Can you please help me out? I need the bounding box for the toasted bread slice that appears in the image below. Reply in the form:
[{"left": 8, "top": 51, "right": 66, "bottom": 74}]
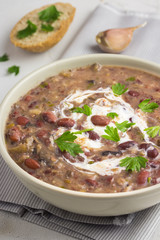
[{"left": 10, "top": 3, "right": 76, "bottom": 52}]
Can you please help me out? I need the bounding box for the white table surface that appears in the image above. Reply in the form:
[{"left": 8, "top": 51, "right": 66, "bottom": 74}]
[{"left": 1, "top": 0, "right": 160, "bottom": 239}]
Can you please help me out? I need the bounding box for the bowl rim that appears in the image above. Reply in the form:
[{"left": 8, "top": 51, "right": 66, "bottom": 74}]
[{"left": 1, "top": 53, "right": 160, "bottom": 199}]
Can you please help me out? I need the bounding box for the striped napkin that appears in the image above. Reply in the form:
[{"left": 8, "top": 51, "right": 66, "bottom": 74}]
[{"left": 1, "top": 3, "right": 160, "bottom": 240}]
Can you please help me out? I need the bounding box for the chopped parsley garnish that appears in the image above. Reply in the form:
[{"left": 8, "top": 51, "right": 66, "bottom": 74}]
[
  {"left": 87, "top": 82, "right": 94, "bottom": 88},
  {"left": 54, "top": 129, "right": 93, "bottom": 157},
  {"left": 119, "top": 156, "right": 148, "bottom": 172},
  {"left": 71, "top": 104, "right": 92, "bottom": 116},
  {"left": 0, "top": 53, "right": 9, "bottom": 62},
  {"left": 102, "top": 126, "right": 120, "bottom": 142},
  {"left": 88, "top": 161, "right": 94, "bottom": 164},
  {"left": 87, "top": 80, "right": 95, "bottom": 88},
  {"left": 8, "top": 65, "right": 20, "bottom": 75},
  {"left": 126, "top": 76, "right": 135, "bottom": 82},
  {"left": 112, "top": 83, "right": 128, "bottom": 96},
  {"left": 48, "top": 104, "right": 54, "bottom": 107},
  {"left": 115, "top": 120, "right": 135, "bottom": 132},
  {"left": 107, "top": 112, "right": 118, "bottom": 119},
  {"left": 138, "top": 99, "right": 159, "bottom": 113},
  {"left": 40, "top": 82, "right": 49, "bottom": 88},
  {"left": 41, "top": 23, "right": 54, "bottom": 32},
  {"left": 144, "top": 126, "right": 160, "bottom": 138},
  {"left": 17, "top": 20, "right": 37, "bottom": 39},
  {"left": 55, "top": 131, "right": 83, "bottom": 157},
  {"left": 38, "top": 5, "right": 62, "bottom": 23}
]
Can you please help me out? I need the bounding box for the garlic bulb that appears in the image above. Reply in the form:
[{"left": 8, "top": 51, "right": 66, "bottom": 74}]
[{"left": 96, "top": 22, "right": 147, "bottom": 53}]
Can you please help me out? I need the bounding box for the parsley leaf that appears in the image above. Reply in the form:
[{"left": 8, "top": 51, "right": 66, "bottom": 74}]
[
  {"left": 87, "top": 82, "right": 95, "bottom": 88},
  {"left": 144, "top": 126, "right": 160, "bottom": 138},
  {"left": 54, "top": 131, "right": 83, "bottom": 157},
  {"left": 138, "top": 99, "right": 159, "bottom": 113},
  {"left": 115, "top": 120, "right": 135, "bottom": 132},
  {"left": 119, "top": 156, "right": 148, "bottom": 172},
  {"left": 102, "top": 126, "right": 120, "bottom": 142},
  {"left": 38, "top": 5, "right": 62, "bottom": 23},
  {"left": 112, "top": 83, "right": 128, "bottom": 96},
  {"left": 8, "top": 65, "right": 20, "bottom": 75},
  {"left": 41, "top": 23, "right": 54, "bottom": 32},
  {"left": 71, "top": 105, "right": 92, "bottom": 116},
  {"left": 107, "top": 112, "right": 118, "bottom": 119},
  {"left": 126, "top": 76, "right": 135, "bottom": 82},
  {"left": 17, "top": 20, "right": 37, "bottom": 39},
  {"left": 57, "top": 141, "right": 83, "bottom": 157},
  {"left": 0, "top": 53, "right": 9, "bottom": 62}
]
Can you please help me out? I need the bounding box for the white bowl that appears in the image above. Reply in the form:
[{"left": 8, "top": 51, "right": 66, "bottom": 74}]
[{"left": 0, "top": 54, "right": 160, "bottom": 216}]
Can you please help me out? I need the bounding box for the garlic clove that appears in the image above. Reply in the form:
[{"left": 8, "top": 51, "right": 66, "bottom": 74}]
[{"left": 96, "top": 22, "right": 147, "bottom": 53}]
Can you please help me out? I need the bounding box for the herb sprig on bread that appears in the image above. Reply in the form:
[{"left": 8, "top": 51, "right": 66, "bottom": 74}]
[{"left": 10, "top": 3, "right": 76, "bottom": 52}]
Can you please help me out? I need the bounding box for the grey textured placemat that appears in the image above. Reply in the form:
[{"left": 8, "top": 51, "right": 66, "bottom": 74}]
[
  {"left": 1, "top": 3, "right": 160, "bottom": 240},
  {"left": 1, "top": 152, "right": 160, "bottom": 240},
  {"left": 62, "top": 4, "right": 160, "bottom": 63}
]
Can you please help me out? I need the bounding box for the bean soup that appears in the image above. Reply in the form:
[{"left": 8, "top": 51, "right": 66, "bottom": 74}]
[{"left": 5, "top": 64, "right": 160, "bottom": 193}]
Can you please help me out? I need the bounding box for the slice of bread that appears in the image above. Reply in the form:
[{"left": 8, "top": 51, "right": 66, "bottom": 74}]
[{"left": 10, "top": 3, "right": 76, "bottom": 52}]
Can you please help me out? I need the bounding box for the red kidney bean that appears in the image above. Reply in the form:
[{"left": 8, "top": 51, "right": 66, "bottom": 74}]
[
  {"left": 136, "top": 79, "right": 142, "bottom": 84},
  {"left": 36, "top": 129, "right": 48, "bottom": 139},
  {"left": 16, "top": 116, "right": 29, "bottom": 126},
  {"left": 92, "top": 155, "right": 102, "bottom": 161},
  {"left": 76, "top": 124, "right": 84, "bottom": 130},
  {"left": 155, "top": 100, "right": 160, "bottom": 105},
  {"left": 10, "top": 110, "right": 19, "bottom": 118},
  {"left": 43, "top": 169, "right": 52, "bottom": 174},
  {"left": 88, "top": 131, "right": 100, "bottom": 140},
  {"left": 57, "top": 118, "right": 75, "bottom": 128},
  {"left": 129, "top": 117, "right": 133, "bottom": 122},
  {"left": 44, "top": 139, "right": 51, "bottom": 146},
  {"left": 36, "top": 129, "right": 50, "bottom": 146},
  {"left": 104, "top": 175, "right": 113, "bottom": 184},
  {"left": 28, "top": 101, "right": 37, "bottom": 108},
  {"left": 77, "top": 155, "right": 84, "bottom": 162},
  {"left": 62, "top": 152, "right": 75, "bottom": 163},
  {"left": 91, "top": 115, "right": 110, "bottom": 126},
  {"left": 42, "top": 111, "right": 57, "bottom": 124},
  {"left": 31, "top": 89, "right": 40, "bottom": 95},
  {"left": 152, "top": 178, "right": 160, "bottom": 185},
  {"left": 118, "top": 141, "right": 135, "bottom": 150},
  {"left": 150, "top": 160, "right": 159, "bottom": 169},
  {"left": 85, "top": 178, "right": 98, "bottom": 187},
  {"left": 139, "top": 143, "right": 151, "bottom": 150},
  {"left": 128, "top": 90, "right": 140, "bottom": 97},
  {"left": 25, "top": 158, "right": 40, "bottom": 169},
  {"left": 155, "top": 88, "right": 160, "bottom": 91},
  {"left": 137, "top": 170, "right": 149, "bottom": 185},
  {"left": 24, "top": 95, "right": 32, "bottom": 102},
  {"left": 8, "top": 126, "right": 22, "bottom": 142},
  {"left": 149, "top": 96, "right": 154, "bottom": 100},
  {"left": 151, "top": 169, "right": 160, "bottom": 184},
  {"left": 84, "top": 151, "right": 92, "bottom": 157},
  {"left": 156, "top": 169, "right": 160, "bottom": 178},
  {"left": 156, "top": 139, "right": 160, "bottom": 146},
  {"left": 36, "top": 120, "right": 44, "bottom": 128},
  {"left": 147, "top": 148, "right": 159, "bottom": 158}
]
